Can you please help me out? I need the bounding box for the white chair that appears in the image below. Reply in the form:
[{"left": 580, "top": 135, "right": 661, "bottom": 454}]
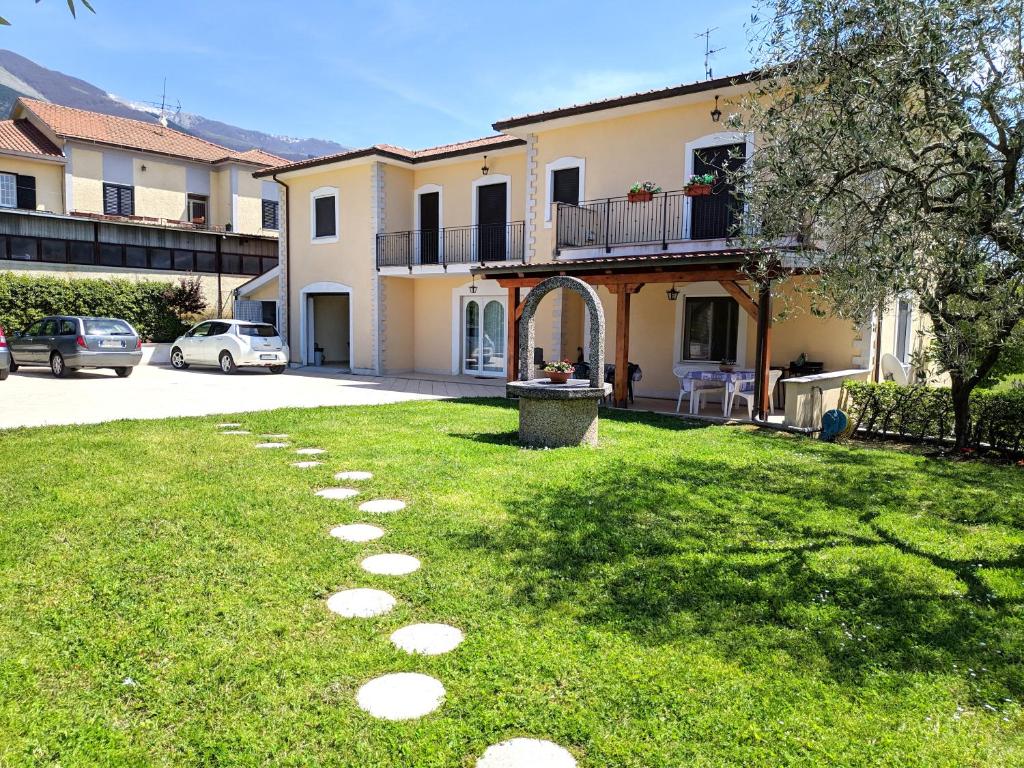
[
  {"left": 728, "top": 369, "right": 783, "bottom": 419},
  {"left": 674, "top": 364, "right": 724, "bottom": 414},
  {"left": 880, "top": 353, "right": 910, "bottom": 385}
]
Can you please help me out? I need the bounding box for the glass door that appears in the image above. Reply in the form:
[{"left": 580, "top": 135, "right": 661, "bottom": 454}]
[{"left": 462, "top": 297, "right": 506, "bottom": 376}]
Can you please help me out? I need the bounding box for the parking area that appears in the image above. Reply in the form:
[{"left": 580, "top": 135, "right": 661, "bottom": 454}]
[{"left": 0, "top": 365, "right": 505, "bottom": 430}]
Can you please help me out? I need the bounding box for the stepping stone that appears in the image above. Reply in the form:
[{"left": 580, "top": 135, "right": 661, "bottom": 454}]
[
  {"left": 220, "top": 430, "right": 251, "bottom": 435},
  {"left": 361, "top": 553, "right": 420, "bottom": 576},
  {"left": 217, "top": 422, "right": 241, "bottom": 428},
  {"left": 356, "top": 673, "right": 445, "bottom": 721},
  {"left": 476, "top": 739, "right": 577, "bottom": 768},
  {"left": 335, "top": 470, "right": 373, "bottom": 481},
  {"left": 330, "top": 523, "right": 385, "bottom": 543},
  {"left": 390, "top": 623, "right": 464, "bottom": 655},
  {"left": 326, "top": 588, "right": 395, "bottom": 618},
  {"left": 292, "top": 461, "right": 323, "bottom": 469},
  {"left": 296, "top": 448, "right": 325, "bottom": 455},
  {"left": 358, "top": 499, "right": 406, "bottom": 514},
  {"left": 316, "top": 487, "right": 359, "bottom": 501},
  {"left": 255, "top": 442, "right": 288, "bottom": 449}
]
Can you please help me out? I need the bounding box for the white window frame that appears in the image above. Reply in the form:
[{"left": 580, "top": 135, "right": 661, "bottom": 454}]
[
  {"left": 310, "top": 186, "right": 339, "bottom": 244},
  {"left": 187, "top": 194, "right": 208, "bottom": 223},
  {"left": 894, "top": 297, "right": 914, "bottom": 364},
  {"left": 682, "top": 131, "right": 754, "bottom": 240},
  {"left": 543, "top": 156, "right": 585, "bottom": 227},
  {"left": 672, "top": 282, "right": 748, "bottom": 368},
  {"left": 0, "top": 172, "right": 15, "bottom": 208},
  {"left": 450, "top": 279, "right": 507, "bottom": 376}
]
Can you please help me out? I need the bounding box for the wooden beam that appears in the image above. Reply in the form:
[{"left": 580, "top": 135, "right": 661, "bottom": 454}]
[
  {"left": 493, "top": 268, "right": 747, "bottom": 290},
  {"left": 613, "top": 289, "right": 632, "bottom": 407},
  {"left": 719, "top": 280, "right": 758, "bottom": 319},
  {"left": 507, "top": 286, "right": 520, "bottom": 383},
  {"left": 753, "top": 281, "right": 773, "bottom": 420}
]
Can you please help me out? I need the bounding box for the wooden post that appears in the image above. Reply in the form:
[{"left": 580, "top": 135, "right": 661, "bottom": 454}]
[
  {"left": 612, "top": 285, "right": 632, "bottom": 408},
  {"left": 507, "top": 286, "right": 520, "bottom": 382},
  {"left": 754, "top": 280, "right": 773, "bottom": 420}
]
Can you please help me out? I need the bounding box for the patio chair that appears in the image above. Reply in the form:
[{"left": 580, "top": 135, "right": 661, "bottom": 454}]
[
  {"left": 727, "top": 369, "right": 783, "bottom": 419},
  {"left": 880, "top": 353, "right": 911, "bottom": 385},
  {"left": 673, "top": 364, "right": 724, "bottom": 414}
]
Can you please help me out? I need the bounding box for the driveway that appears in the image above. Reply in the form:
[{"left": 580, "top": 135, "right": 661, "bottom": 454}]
[{"left": 0, "top": 365, "right": 505, "bottom": 430}]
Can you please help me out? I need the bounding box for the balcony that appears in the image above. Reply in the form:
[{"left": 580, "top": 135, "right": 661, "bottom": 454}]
[
  {"left": 555, "top": 189, "right": 743, "bottom": 255},
  {"left": 377, "top": 221, "right": 525, "bottom": 270}
]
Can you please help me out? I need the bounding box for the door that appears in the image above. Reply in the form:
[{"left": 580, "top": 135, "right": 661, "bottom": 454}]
[
  {"left": 419, "top": 192, "right": 440, "bottom": 265},
  {"left": 13, "top": 319, "right": 45, "bottom": 363},
  {"left": 690, "top": 143, "right": 745, "bottom": 240},
  {"left": 462, "top": 297, "right": 506, "bottom": 376},
  {"left": 182, "top": 321, "right": 214, "bottom": 364},
  {"left": 204, "top": 322, "right": 232, "bottom": 364},
  {"left": 476, "top": 183, "right": 507, "bottom": 261}
]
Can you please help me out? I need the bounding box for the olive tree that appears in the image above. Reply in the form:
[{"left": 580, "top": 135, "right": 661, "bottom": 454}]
[
  {"left": 1, "top": 1, "right": 95, "bottom": 25},
  {"left": 736, "top": 0, "right": 1024, "bottom": 448}
]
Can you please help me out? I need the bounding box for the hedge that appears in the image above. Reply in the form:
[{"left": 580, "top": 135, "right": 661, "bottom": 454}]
[
  {"left": 842, "top": 381, "right": 1024, "bottom": 455},
  {"left": 0, "top": 272, "right": 207, "bottom": 343}
]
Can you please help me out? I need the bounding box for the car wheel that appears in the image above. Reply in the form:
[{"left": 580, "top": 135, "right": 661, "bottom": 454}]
[
  {"left": 50, "top": 352, "right": 69, "bottom": 378},
  {"left": 269, "top": 365, "right": 286, "bottom": 375},
  {"left": 219, "top": 351, "right": 237, "bottom": 375},
  {"left": 0, "top": 367, "right": 8, "bottom": 381},
  {"left": 114, "top": 367, "right": 134, "bottom": 378},
  {"left": 170, "top": 347, "right": 189, "bottom": 370}
]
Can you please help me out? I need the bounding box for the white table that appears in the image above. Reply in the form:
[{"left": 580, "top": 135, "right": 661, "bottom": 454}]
[{"left": 681, "top": 368, "right": 756, "bottom": 415}]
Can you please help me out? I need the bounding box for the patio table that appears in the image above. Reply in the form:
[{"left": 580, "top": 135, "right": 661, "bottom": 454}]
[{"left": 681, "top": 368, "right": 756, "bottom": 416}]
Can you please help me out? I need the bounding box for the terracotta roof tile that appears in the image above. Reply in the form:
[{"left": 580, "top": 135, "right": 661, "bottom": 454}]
[
  {"left": 227, "top": 147, "right": 288, "bottom": 166},
  {"left": 0, "top": 118, "right": 63, "bottom": 159}
]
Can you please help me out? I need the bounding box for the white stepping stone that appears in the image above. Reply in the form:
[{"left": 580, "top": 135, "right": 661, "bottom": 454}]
[
  {"left": 330, "top": 523, "right": 385, "bottom": 543},
  {"left": 326, "top": 588, "right": 395, "bottom": 618},
  {"left": 220, "top": 430, "right": 250, "bottom": 435},
  {"left": 217, "top": 422, "right": 241, "bottom": 428},
  {"left": 292, "top": 461, "right": 323, "bottom": 469},
  {"left": 356, "top": 673, "right": 445, "bottom": 721},
  {"left": 390, "top": 623, "right": 464, "bottom": 655},
  {"left": 335, "top": 470, "right": 373, "bottom": 481},
  {"left": 358, "top": 499, "right": 406, "bottom": 514},
  {"left": 316, "top": 487, "right": 359, "bottom": 501},
  {"left": 477, "top": 739, "right": 577, "bottom": 768},
  {"left": 361, "top": 553, "right": 420, "bottom": 576},
  {"left": 255, "top": 442, "right": 288, "bottom": 449},
  {"left": 296, "top": 447, "right": 325, "bottom": 455}
]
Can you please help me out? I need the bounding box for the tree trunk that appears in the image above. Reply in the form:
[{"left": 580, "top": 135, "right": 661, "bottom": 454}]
[{"left": 949, "top": 372, "right": 973, "bottom": 451}]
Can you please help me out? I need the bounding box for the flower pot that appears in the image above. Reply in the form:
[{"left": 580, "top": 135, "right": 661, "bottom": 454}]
[
  {"left": 628, "top": 191, "right": 654, "bottom": 203},
  {"left": 684, "top": 184, "right": 713, "bottom": 197},
  {"left": 192, "top": 216, "right": 206, "bottom": 225},
  {"left": 544, "top": 370, "right": 572, "bottom": 384}
]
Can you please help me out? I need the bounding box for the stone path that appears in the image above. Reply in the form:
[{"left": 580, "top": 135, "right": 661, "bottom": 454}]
[
  {"left": 254, "top": 441, "right": 288, "bottom": 449},
  {"left": 331, "top": 523, "right": 385, "bottom": 542},
  {"left": 476, "top": 739, "right": 578, "bottom": 768},
  {"left": 326, "top": 588, "right": 395, "bottom": 618},
  {"left": 390, "top": 623, "right": 464, "bottom": 655},
  {"left": 361, "top": 553, "right": 420, "bottom": 576},
  {"left": 296, "top": 447, "right": 325, "bottom": 455},
  {"left": 316, "top": 487, "right": 359, "bottom": 500},
  {"left": 356, "top": 672, "right": 445, "bottom": 721},
  {"left": 292, "top": 461, "right": 323, "bottom": 469},
  {"left": 358, "top": 499, "right": 406, "bottom": 514}
]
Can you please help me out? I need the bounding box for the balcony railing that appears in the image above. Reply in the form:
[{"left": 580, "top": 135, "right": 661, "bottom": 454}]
[
  {"left": 377, "top": 221, "right": 525, "bottom": 269},
  {"left": 555, "top": 189, "right": 743, "bottom": 254}
]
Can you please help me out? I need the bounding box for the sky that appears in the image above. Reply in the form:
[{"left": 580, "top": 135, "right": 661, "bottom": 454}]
[{"left": 5, "top": 0, "right": 758, "bottom": 150}]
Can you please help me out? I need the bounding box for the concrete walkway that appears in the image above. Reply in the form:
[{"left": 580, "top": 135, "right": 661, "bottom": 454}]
[{"left": 0, "top": 365, "right": 505, "bottom": 430}]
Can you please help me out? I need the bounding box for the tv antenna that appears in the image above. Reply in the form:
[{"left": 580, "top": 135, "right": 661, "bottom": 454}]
[
  {"left": 695, "top": 27, "right": 725, "bottom": 80},
  {"left": 132, "top": 77, "right": 182, "bottom": 131}
]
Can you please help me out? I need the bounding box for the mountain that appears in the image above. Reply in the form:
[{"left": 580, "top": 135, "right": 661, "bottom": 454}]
[{"left": 0, "top": 50, "right": 346, "bottom": 161}]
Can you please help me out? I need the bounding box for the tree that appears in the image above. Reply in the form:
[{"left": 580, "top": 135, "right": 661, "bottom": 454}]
[
  {"left": 736, "top": 0, "right": 1024, "bottom": 449},
  {"left": 1, "top": 1, "right": 95, "bottom": 26}
]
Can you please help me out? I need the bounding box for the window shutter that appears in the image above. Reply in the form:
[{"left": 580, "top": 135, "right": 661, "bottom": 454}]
[
  {"left": 103, "top": 184, "right": 119, "bottom": 214},
  {"left": 119, "top": 186, "right": 134, "bottom": 216},
  {"left": 552, "top": 167, "right": 580, "bottom": 206},
  {"left": 314, "top": 195, "right": 335, "bottom": 237},
  {"left": 15, "top": 174, "right": 36, "bottom": 210},
  {"left": 262, "top": 199, "right": 278, "bottom": 229}
]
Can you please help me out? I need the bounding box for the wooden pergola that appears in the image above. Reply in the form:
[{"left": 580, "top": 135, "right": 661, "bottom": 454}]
[{"left": 474, "top": 250, "right": 789, "bottom": 420}]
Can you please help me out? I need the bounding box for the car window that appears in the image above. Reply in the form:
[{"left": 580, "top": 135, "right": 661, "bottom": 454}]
[
  {"left": 60, "top": 319, "right": 78, "bottom": 336},
  {"left": 25, "top": 320, "right": 43, "bottom": 336},
  {"left": 206, "top": 322, "right": 230, "bottom": 336},
  {"left": 84, "top": 318, "right": 134, "bottom": 336},
  {"left": 41, "top": 319, "right": 59, "bottom": 336},
  {"left": 188, "top": 323, "right": 212, "bottom": 338},
  {"left": 237, "top": 324, "right": 279, "bottom": 338}
]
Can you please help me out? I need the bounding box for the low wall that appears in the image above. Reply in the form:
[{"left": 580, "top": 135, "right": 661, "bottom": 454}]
[
  {"left": 782, "top": 368, "right": 870, "bottom": 429},
  {"left": 141, "top": 343, "right": 172, "bottom": 365}
]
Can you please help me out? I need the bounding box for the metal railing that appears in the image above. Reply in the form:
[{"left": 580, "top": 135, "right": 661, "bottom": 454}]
[
  {"left": 555, "top": 189, "right": 743, "bottom": 253},
  {"left": 377, "top": 221, "right": 525, "bottom": 269}
]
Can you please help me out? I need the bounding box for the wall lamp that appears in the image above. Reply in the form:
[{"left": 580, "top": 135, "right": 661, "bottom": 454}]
[
  {"left": 711, "top": 95, "right": 722, "bottom": 123},
  {"left": 469, "top": 275, "right": 479, "bottom": 294},
  {"left": 481, "top": 155, "right": 489, "bottom": 176},
  {"left": 666, "top": 284, "right": 680, "bottom": 301}
]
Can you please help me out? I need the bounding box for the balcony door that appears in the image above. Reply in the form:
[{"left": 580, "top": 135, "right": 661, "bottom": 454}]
[
  {"left": 690, "top": 143, "right": 745, "bottom": 240},
  {"left": 419, "top": 191, "right": 440, "bottom": 264},
  {"left": 461, "top": 296, "right": 506, "bottom": 376},
  {"left": 476, "top": 182, "right": 507, "bottom": 261}
]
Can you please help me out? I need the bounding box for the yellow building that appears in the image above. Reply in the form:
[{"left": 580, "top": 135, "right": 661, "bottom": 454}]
[{"left": 256, "top": 71, "right": 924, "bottom": 420}]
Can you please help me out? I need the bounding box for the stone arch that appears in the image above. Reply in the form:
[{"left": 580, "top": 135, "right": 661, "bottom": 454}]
[{"left": 518, "top": 276, "right": 604, "bottom": 387}]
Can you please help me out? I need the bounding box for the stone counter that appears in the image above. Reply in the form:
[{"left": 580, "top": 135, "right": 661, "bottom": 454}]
[{"left": 782, "top": 368, "right": 870, "bottom": 429}]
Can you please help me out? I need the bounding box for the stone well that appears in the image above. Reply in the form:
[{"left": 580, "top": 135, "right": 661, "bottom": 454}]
[{"left": 506, "top": 276, "right": 611, "bottom": 448}]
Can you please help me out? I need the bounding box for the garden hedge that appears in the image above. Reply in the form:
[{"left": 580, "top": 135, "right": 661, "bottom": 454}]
[
  {"left": 0, "top": 272, "right": 206, "bottom": 343},
  {"left": 843, "top": 380, "right": 1024, "bottom": 454}
]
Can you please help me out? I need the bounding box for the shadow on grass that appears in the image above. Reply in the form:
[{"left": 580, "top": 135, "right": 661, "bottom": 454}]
[{"left": 458, "top": 423, "right": 1024, "bottom": 702}]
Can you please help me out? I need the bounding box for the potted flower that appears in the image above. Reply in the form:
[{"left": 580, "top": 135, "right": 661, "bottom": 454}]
[
  {"left": 627, "top": 181, "right": 661, "bottom": 203},
  {"left": 542, "top": 360, "right": 576, "bottom": 384},
  {"left": 684, "top": 173, "right": 716, "bottom": 197},
  {"left": 191, "top": 216, "right": 206, "bottom": 226}
]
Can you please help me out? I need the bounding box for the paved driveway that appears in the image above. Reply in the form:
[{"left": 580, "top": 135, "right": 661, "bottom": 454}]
[{"left": 0, "top": 365, "right": 504, "bottom": 430}]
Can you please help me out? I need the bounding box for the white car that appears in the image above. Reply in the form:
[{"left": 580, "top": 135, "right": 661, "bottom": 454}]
[{"left": 170, "top": 320, "right": 289, "bottom": 374}]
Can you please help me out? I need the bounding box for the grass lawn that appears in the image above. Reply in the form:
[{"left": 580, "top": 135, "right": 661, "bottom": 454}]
[{"left": 1, "top": 400, "right": 1023, "bottom": 767}]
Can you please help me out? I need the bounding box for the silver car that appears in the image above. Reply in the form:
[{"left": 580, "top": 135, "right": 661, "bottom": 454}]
[
  {"left": 7, "top": 316, "right": 143, "bottom": 378},
  {"left": 0, "top": 325, "right": 10, "bottom": 381}
]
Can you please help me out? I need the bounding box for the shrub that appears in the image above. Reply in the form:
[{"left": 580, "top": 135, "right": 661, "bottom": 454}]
[
  {"left": 843, "top": 381, "right": 1024, "bottom": 455},
  {"left": 0, "top": 272, "right": 207, "bottom": 343}
]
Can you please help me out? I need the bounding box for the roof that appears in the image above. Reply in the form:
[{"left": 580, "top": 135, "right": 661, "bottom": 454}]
[
  {"left": 0, "top": 118, "right": 63, "bottom": 159},
  {"left": 254, "top": 134, "right": 524, "bottom": 178},
  {"left": 492, "top": 70, "right": 763, "bottom": 130},
  {"left": 17, "top": 98, "right": 284, "bottom": 166},
  {"left": 473, "top": 249, "right": 777, "bottom": 277}
]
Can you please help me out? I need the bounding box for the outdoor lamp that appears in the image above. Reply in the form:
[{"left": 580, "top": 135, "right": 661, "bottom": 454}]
[
  {"left": 666, "top": 284, "right": 680, "bottom": 301},
  {"left": 711, "top": 95, "right": 722, "bottom": 123},
  {"left": 469, "top": 275, "right": 478, "bottom": 294},
  {"left": 481, "top": 155, "right": 489, "bottom": 175}
]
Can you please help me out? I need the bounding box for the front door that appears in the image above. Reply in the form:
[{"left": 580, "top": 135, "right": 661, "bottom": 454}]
[
  {"left": 476, "top": 183, "right": 507, "bottom": 261},
  {"left": 419, "top": 192, "right": 440, "bottom": 264},
  {"left": 690, "top": 143, "right": 745, "bottom": 240},
  {"left": 462, "top": 297, "right": 506, "bottom": 376}
]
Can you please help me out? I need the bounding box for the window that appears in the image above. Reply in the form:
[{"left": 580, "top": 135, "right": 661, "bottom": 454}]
[
  {"left": 208, "top": 322, "right": 231, "bottom": 336},
  {"left": 187, "top": 194, "right": 208, "bottom": 225},
  {"left": 683, "top": 297, "right": 739, "bottom": 361},
  {"left": 25, "top": 320, "right": 43, "bottom": 336},
  {"left": 60, "top": 319, "right": 78, "bottom": 336},
  {"left": 41, "top": 239, "right": 67, "bottom": 263},
  {"left": 896, "top": 299, "right": 913, "bottom": 363},
  {"left": 40, "top": 319, "right": 59, "bottom": 336},
  {"left": 98, "top": 244, "right": 123, "bottom": 267},
  {"left": 103, "top": 183, "right": 134, "bottom": 216},
  {"left": 68, "top": 242, "right": 93, "bottom": 265},
  {"left": 187, "top": 322, "right": 213, "bottom": 338},
  {"left": 10, "top": 237, "right": 37, "bottom": 261},
  {"left": 544, "top": 157, "right": 585, "bottom": 225},
  {"left": 311, "top": 188, "right": 337, "bottom": 241},
  {"left": 0, "top": 173, "right": 15, "bottom": 208},
  {"left": 552, "top": 167, "right": 580, "bottom": 207},
  {"left": 125, "top": 246, "right": 147, "bottom": 268},
  {"left": 262, "top": 199, "right": 279, "bottom": 230},
  {"left": 238, "top": 323, "right": 278, "bottom": 338},
  {"left": 84, "top": 318, "right": 133, "bottom": 336},
  {"left": 260, "top": 302, "right": 277, "bottom": 327}
]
